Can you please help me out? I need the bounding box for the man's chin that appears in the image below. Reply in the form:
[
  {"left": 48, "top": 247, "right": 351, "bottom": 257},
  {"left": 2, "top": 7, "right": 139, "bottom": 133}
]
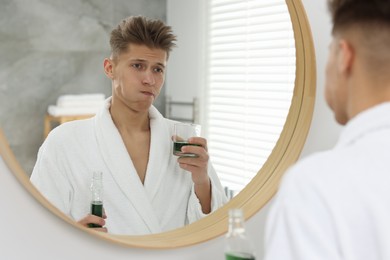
[
  {"left": 335, "top": 113, "right": 348, "bottom": 126},
  {"left": 136, "top": 101, "right": 154, "bottom": 111}
]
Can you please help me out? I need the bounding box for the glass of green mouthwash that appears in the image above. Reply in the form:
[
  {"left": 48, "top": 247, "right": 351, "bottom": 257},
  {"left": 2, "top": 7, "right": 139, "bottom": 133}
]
[{"left": 173, "top": 123, "right": 201, "bottom": 157}]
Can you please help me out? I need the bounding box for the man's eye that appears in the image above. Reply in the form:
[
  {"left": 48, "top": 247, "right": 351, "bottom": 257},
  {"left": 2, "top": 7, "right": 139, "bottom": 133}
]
[
  {"left": 154, "top": 67, "right": 164, "bottom": 73},
  {"left": 132, "top": 64, "right": 142, "bottom": 69}
]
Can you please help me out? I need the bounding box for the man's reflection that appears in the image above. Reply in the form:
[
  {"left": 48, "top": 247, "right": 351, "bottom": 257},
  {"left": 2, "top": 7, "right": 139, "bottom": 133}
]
[{"left": 30, "top": 16, "right": 227, "bottom": 235}]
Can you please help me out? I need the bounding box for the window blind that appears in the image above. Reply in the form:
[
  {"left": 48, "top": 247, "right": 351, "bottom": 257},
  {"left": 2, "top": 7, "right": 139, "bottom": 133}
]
[{"left": 206, "top": 0, "right": 296, "bottom": 197}]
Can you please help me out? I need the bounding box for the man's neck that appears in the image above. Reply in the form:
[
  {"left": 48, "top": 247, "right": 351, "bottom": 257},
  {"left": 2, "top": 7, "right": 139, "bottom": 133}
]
[
  {"left": 109, "top": 98, "right": 150, "bottom": 134},
  {"left": 347, "top": 76, "right": 390, "bottom": 122}
]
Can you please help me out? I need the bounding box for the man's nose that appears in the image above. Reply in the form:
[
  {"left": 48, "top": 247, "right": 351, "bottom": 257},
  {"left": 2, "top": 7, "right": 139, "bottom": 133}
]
[{"left": 142, "top": 70, "right": 156, "bottom": 85}]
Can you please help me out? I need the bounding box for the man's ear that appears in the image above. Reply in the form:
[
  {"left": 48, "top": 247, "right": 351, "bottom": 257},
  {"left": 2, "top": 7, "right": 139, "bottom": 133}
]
[
  {"left": 103, "top": 58, "right": 114, "bottom": 79},
  {"left": 337, "top": 39, "right": 354, "bottom": 75}
]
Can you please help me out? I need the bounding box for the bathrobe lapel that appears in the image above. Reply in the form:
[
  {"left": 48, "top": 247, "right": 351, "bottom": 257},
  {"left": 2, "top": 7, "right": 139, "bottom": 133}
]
[
  {"left": 93, "top": 99, "right": 162, "bottom": 234},
  {"left": 143, "top": 106, "right": 171, "bottom": 201}
]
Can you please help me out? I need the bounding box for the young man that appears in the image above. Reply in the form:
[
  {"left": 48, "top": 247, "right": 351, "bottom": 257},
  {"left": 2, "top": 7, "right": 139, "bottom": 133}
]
[
  {"left": 31, "top": 16, "right": 226, "bottom": 235},
  {"left": 264, "top": 0, "right": 390, "bottom": 259}
]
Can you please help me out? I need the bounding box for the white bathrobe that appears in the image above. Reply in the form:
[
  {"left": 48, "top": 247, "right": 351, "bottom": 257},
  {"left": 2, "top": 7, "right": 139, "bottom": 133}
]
[
  {"left": 264, "top": 103, "right": 390, "bottom": 260},
  {"left": 31, "top": 98, "right": 227, "bottom": 235}
]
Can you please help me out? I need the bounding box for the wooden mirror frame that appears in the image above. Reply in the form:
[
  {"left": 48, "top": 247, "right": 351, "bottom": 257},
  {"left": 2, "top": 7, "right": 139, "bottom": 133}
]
[{"left": 0, "top": 0, "right": 315, "bottom": 249}]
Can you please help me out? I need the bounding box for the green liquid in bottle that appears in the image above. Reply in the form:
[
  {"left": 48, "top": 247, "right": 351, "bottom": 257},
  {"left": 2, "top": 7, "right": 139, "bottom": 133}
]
[
  {"left": 225, "top": 252, "right": 256, "bottom": 260},
  {"left": 88, "top": 201, "right": 103, "bottom": 228}
]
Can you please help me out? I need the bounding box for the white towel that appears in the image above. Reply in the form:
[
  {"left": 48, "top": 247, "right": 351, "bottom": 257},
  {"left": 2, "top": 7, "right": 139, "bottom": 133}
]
[
  {"left": 56, "top": 100, "right": 105, "bottom": 108},
  {"left": 56, "top": 93, "right": 105, "bottom": 107},
  {"left": 47, "top": 105, "right": 100, "bottom": 116},
  {"left": 47, "top": 93, "right": 106, "bottom": 116}
]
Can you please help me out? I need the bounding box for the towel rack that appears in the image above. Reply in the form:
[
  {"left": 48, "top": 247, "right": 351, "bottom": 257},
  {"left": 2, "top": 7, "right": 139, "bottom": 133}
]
[{"left": 165, "top": 96, "right": 198, "bottom": 123}]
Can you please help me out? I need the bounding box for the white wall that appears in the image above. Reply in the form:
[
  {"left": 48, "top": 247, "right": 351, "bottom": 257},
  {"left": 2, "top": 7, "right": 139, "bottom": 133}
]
[
  {"left": 299, "top": 1, "right": 342, "bottom": 158},
  {"left": 166, "top": 0, "right": 205, "bottom": 102},
  {"left": 0, "top": 1, "right": 341, "bottom": 259},
  {"left": 165, "top": 0, "right": 208, "bottom": 124}
]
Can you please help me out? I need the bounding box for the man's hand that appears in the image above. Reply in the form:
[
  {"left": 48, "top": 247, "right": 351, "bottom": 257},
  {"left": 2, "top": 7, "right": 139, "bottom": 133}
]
[
  {"left": 78, "top": 209, "right": 108, "bottom": 233},
  {"left": 177, "top": 137, "right": 212, "bottom": 213}
]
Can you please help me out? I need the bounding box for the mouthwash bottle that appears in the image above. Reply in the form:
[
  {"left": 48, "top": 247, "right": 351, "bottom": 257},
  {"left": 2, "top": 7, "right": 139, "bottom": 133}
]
[
  {"left": 225, "top": 208, "right": 256, "bottom": 260},
  {"left": 89, "top": 171, "right": 103, "bottom": 228}
]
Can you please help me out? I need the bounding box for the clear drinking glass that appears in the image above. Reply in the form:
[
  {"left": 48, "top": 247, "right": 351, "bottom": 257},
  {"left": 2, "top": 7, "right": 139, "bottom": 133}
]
[{"left": 173, "top": 123, "right": 201, "bottom": 157}]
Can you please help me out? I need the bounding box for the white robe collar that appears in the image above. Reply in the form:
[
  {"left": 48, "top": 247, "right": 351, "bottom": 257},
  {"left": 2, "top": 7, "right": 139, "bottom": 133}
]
[
  {"left": 337, "top": 102, "right": 390, "bottom": 148},
  {"left": 93, "top": 97, "right": 171, "bottom": 233}
]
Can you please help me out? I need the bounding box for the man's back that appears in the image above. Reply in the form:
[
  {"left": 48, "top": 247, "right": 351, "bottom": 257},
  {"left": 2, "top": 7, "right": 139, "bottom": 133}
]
[{"left": 264, "top": 103, "right": 390, "bottom": 260}]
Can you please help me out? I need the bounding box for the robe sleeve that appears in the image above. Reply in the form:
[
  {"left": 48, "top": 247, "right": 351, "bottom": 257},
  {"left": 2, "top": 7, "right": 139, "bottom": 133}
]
[
  {"left": 186, "top": 163, "right": 228, "bottom": 223},
  {"left": 30, "top": 132, "right": 74, "bottom": 216}
]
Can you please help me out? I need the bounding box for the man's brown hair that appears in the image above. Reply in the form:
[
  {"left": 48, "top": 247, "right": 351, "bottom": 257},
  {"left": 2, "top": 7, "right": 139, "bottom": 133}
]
[
  {"left": 110, "top": 16, "right": 177, "bottom": 60},
  {"left": 328, "top": 0, "right": 390, "bottom": 33},
  {"left": 328, "top": 0, "right": 390, "bottom": 74}
]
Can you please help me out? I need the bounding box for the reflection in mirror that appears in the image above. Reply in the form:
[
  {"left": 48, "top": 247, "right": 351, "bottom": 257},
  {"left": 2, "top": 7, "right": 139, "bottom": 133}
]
[
  {"left": 167, "top": 0, "right": 296, "bottom": 198},
  {"left": 1, "top": 0, "right": 295, "bottom": 197},
  {"left": 203, "top": 0, "right": 295, "bottom": 197},
  {"left": 2, "top": 0, "right": 295, "bottom": 235},
  {"left": 28, "top": 14, "right": 228, "bottom": 235},
  {"left": 0, "top": 0, "right": 302, "bottom": 237},
  {"left": 0, "top": 0, "right": 315, "bottom": 248}
]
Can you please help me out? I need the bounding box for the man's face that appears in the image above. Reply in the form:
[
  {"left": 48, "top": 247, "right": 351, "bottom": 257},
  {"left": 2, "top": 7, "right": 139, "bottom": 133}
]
[
  {"left": 324, "top": 39, "right": 349, "bottom": 125},
  {"left": 109, "top": 44, "right": 167, "bottom": 112}
]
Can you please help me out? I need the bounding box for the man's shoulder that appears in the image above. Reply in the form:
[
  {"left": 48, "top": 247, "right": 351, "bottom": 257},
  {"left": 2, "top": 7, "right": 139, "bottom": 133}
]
[{"left": 284, "top": 148, "right": 344, "bottom": 184}]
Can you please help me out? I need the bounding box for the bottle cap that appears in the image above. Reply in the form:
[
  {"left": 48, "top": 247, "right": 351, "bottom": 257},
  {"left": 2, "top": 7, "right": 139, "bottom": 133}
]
[
  {"left": 228, "top": 208, "right": 243, "bottom": 218},
  {"left": 92, "top": 171, "right": 102, "bottom": 179}
]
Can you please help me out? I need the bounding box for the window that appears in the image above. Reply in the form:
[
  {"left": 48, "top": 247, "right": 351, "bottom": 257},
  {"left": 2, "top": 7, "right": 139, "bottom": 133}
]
[{"left": 205, "top": 0, "right": 296, "bottom": 196}]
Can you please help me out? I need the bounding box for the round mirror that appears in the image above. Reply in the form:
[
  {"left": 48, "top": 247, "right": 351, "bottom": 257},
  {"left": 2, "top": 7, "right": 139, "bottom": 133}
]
[{"left": 0, "top": 0, "right": 315, "bottom": 248}]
